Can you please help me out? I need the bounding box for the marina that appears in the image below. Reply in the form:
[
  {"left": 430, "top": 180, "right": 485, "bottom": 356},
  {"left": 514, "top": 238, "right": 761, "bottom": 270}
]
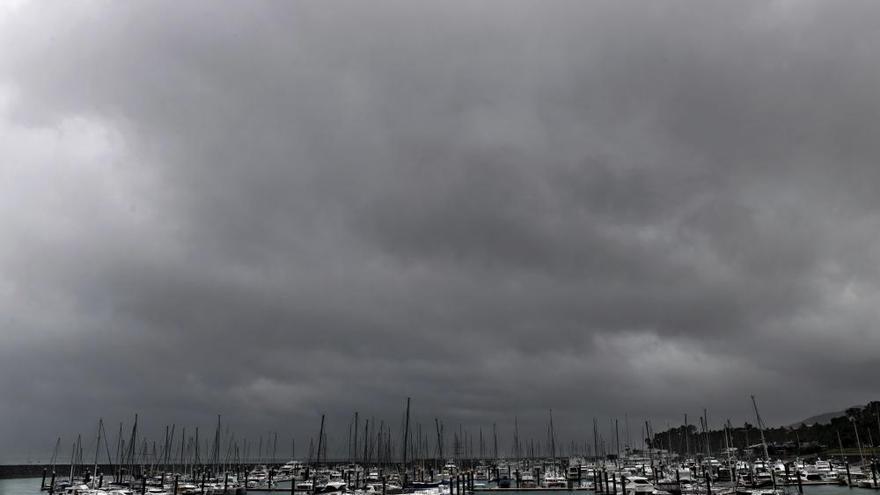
[
  {"left": 9, "top": 400, "right": 880, "bottom": 495},
  {"left": 3, "top": 469, "right": 880, "bottom": 495},
  {"left": 0, "top": 480, "right": 877, "bottom": 495}
]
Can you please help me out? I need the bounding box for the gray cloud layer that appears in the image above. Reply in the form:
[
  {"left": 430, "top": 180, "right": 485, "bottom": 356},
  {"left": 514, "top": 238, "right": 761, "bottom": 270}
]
[{"left": 2, "top": 0, "right": 880, "bottom": 462}]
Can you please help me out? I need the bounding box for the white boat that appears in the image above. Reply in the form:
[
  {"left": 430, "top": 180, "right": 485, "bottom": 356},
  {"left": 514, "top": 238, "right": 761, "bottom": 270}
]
[
  {"left": 735, "top": 489, "right": 784, "bottom": 495},
  {"left": 543, "top": 470, "right": 566, "bottom": 488},
  {"left": 316, "top": 480, "right": 348, "bottom": 493},
  {"left": 624, "top": 476, "right": 655, "bottom": 495},
  {"left": 518, "top": 472, "right": 537, "bottom": 488},
  {"left": 857, "top": 479, "right": 880, "bottom": 489}
]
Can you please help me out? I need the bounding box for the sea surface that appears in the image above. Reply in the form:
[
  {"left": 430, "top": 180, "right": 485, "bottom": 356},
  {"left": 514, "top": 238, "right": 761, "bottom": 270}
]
[{"left": 0, "top": 481, "right": 873, "bottom": 495}]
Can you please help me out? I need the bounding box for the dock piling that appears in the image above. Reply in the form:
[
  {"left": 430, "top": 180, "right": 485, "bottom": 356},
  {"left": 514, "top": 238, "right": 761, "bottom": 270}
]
[
  {"left": 796, "top": 467, "right": 803, "bottom": 494},
  {"left": 872, "top": 459, "right": 878, "bottom": 489}
]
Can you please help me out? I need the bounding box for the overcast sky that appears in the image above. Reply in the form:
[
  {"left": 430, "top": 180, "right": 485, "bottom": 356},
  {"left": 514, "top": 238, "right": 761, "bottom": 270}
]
[{"left": 2, "top": 0, "right": 880, "bottom": 463}]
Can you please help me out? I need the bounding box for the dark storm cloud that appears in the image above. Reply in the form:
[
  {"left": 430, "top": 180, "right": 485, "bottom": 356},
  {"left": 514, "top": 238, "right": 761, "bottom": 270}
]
[{"left": 2, "top": 0, "right": 880, "bottom": 461}]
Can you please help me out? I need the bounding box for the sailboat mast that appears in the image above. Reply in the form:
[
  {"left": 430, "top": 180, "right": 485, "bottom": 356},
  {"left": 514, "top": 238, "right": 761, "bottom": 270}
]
[
  {"left": 93, "top": 418, "right": 103, "bottom": 483},
  {"left": 751, "top": 395, "right": 770, "bottom": 461},
  {"left": 615, "top": 419, "right": 620, "bottom": 460},
  {"left": 684, "top": 414, "right": 689, "bottom": 458},
  {"left": 435, "top": 419, "right": 443, "bottom": 461},
  {"left": 353, "top": 412, "right": 359, "bottom": 465},
  {"left": 703, "top": 409, "right": 710, "bottom": 459},
  {"left": 313, "top": 414, "right": 325, "bottom": 495},
  {"left": 363, "top": 419, "right": 370, "bottom": 465},
  {"left": 52, "top": 437, "right": 61, "bottom": 475},
  {"left": 402, "top": 397, "right": 411, "bottom": 486},
  {"left": 69, "top": 440, "right": 76, "bottom": 482},
  {"left": 493, "top": 423, "right": 498, "bottom": 460},
  {"left": 514, "top": 417, "right": 520, "bottom": 461},
  {"left": 591, "top": 418, "right": 597, "bottom": 461},
  {"left": 851, "top": 416, "right": 865, "bottom": 464},
  {"left": 724, "top": 420, "right": 735, "bottom": 488}
]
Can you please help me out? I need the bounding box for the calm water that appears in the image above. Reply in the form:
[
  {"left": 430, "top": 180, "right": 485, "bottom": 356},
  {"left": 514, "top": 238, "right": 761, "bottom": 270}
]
[
  {"left": 0, "top": 481, "right": 873, "bottom": 495},
  {"left": 0, "top": 478, "right": 43, "bottom": 495}
]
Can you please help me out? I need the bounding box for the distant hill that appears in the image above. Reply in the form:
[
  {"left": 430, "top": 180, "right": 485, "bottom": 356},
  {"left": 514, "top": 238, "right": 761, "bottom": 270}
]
[
  {"left": 788, "top": 405, "right": 864, "bottom": 428},
  {"left": 652, "top": 401, "right": 879, "bottom": 454}
]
